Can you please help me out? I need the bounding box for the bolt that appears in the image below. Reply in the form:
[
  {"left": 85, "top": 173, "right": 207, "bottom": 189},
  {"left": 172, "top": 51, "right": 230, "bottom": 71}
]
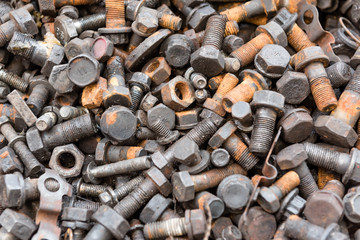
[
  {"left": 209, "top": 121, "right": 260, "bottom": 171},
  {"left": 326, "top": 62, "right": 354, "bottom": 88},
  {"left": 26, "top": 76, "right": 55, "bottom": 116},
  {"left": 224, "top": 20, "right": 239, "bottom": 36},
  {"left": 143, "top": 209, "right": 206, "bottom": 239},
  {"left": 129, "top": 219, "right": 145, "bottom": 240},
  {"left": 184, "top": 67, "right": 207, "bottom": 89},
  {"left": 304, "top": 180, "right": 345, "bottom": 227},
  {"left": 99, "top": 175, "right": 144, "bottom": 206},
  {"left": 82, "top": 157, "right": 151, "bottom": 184},
  {"left": 7, "top": 32, "right": 64, "bottom": 77},
  {"left": 149, "top": 118, "right": 180, "bottom": 145},
  {"left": 291, "top": 46, "right": 338, "bottom": 112},
  {"left": 223, "top": 35, "right": 244, "bottom": 54},
  {"left": 62, "top": 207, "right": 91, "bottom": 240},
  {"left": 54, "top": 13, "right": 106, "bottom": 45},
  {"left": 136, "top": 127, "right": 157, "bottom": 140},
  {"left": 60, "top": 106, "right": 88, "bottom": 120},
  {"left": 72, "top": 178, "right": 107, "bottom": 198},
  {"left": 303, "top": 142, "right": 360, "bottom": 184},
  {"left": 284, "top": 215, "right": 347, "bottom": 240},
  {"left": 0, "top": 117, "right": 44, "bottom": 178},
  {"left": 139, "top": 193, "right": 176, "bottom": 223},
  {"left": 208, "top": 73, "right": 226, "bottom": 91},
  {"left": 224, "top": 57, "right": 241, "bottom": 73},
  {"left": 203, "top": 73, "right": 239, "bottom": 116},
  {"left": 172, "top": 163, "right": 246, "bottom": 202},
  {"left": 36, "top": 106, "right": 61, "bottom": 131},
  {"left": 232, "top": 101, "right": 253, "bottom": 133},
  {"left": 276, "top": 188, "right": 306, "bottom": 222},
  {"left": 257, "top": 171, "right": 300, "bottom": 213},
  {"left": 0, "top": 8, "right": 38, "bottom": 47},
  {"left": 38, "top": 0, "right": 101, "bottom": 16},
  {"left": 230, "top": 21, "right": 287, "bottom": 68},
  {"left": 161, "top": 34, "right": 195, "bottom": 68},
  {"left": 277, "top": 144, "right": 318, "bottom": 199},
  {"left": 191, "top": 15, "right": 226, "bottom": 77},
  {"left": 195, "top": 89, "right": 209, "bottom": 103},
  {"left": 0, "top": 81, "right": 9, "bottom": 103},
  {"left": 186, "top": 118, "right": 219, "bottom": 146},
  {"left": 128, "top": 33, "right": 145, "bottom": 53},
  {"left": 222, "top": 70, "right": 269, "bottom": 113},
  {"left": 0, "top": 65, "right": 28, "bottom": 92},
  {"left": 58, "top": 5, "right": 79, "bottom": 19},
  {"left": 184, "top": 29, "right": 205, "bottom": 50},
  {"left": 211, "top": 148, "right": 230, "bottom": 167},
  {"left": 129, "top": 72, "right": 151, "bottom": 113},
  {"left": 343, "top": 186, "right": 360, "bottom": 224},
  {"left": 249, "top": 90, "right": 285, "bottom": 157}
]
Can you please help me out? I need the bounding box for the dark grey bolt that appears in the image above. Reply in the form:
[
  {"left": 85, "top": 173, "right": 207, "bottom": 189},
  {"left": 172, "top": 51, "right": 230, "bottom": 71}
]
[
  {"left": 61, "top": 207, "right": 91, "bottom": 240},
  {"left": 343, "top": 187, "right": 360, "bottom": 224},
  {"left": 161, "top": 34, "right": 194, "bottom": 68},
  {"left": 128, "top": 72, "right": 151, "bottom": 113},
  {"left": 326, "top": 62, "right": 354, "bottom": 88},
  {"left": 216, "top": 174, "right": 253, "bottom": 213},
  {"left": 0, "top": 8, "right": 38, "bottom": 47},
  {"left": 231, "top": 101, "right": 253, "bottom": 133},
  {"left": 72, "top": 178, "right": 107, "bottom": 198},
  {"left": 223, "top": 35, "right": 244, "bottom": 54},
  {"left": 303, "top": 142, "right": 360, "bottom": 184},
  {"left": 7, "top": 90, "right": 37, "bottom": 128},
  {"left": 184, "top": 67, "right": 207, "bottom": 90},
  {"left": 211, "top": 148, "right": 230, "bottom": 168},
  {"left": 67, "top": 54, "right": 100, "bottom": 88},
  {"left": 284, "top": 215, "right": 348, "bottom": 240},
  {"left": 36, "top": 106, "right": 62, "bottom": 131},
  {"left": 250, "top": 90, "right": 285, "bottom": 157},
  {"left": 222, "top": 225, "right": 242, "bottom": 240},
  {"left": 7, "top": 32, "right": 64, "bottom": 77},
  {"left": 254, "top": 44, "right": 290, "bottom": 79},
  {"left": 276, "top": 188, "right": 306, "bottom": 222},
  {"left": 149, "top": 118, "right": 180, "bottom": 145},
  {"left": 0, "top": 81, "right": 10, "bottom": 103},
  {"left": 0, "top": 116, "right": 44, "bottom": 178},
  {"left": 190, "top": 15, "right": 226, "bottom": 77},
  {"left": 178, "top": 149, "right": 209, "bottom": 174},
  {"left": 277, "top": 144, "right": 318, "bottom": 199},
  {"left": 0, "top": 65, "right": 28, "bottom": 92},
  {"left": 136, "top": 127, "right": 157, "bottom": 140},
  {"left": 60, "top": 106, "right": 88, "bottom": 120},
  {"left": 58, "top": 5, "right": 79, "bottom": 19},
  {"left": 276, "top": 71, "right": 310, "bottom": 105},
  {"left": 82, "top": 157, "right": 151, "bottom": 184},
  {"left": 224, "top": 57, "right": 241, "bottom": 73},
  {"left": 99, "top": 175, "right": 144, "bottom": 206},
  {"left": 54, "top": 13, "right": 106, "bottom": 45},
  {"left": 139, "top": 193, "right": 172, "bottom": 223},
  {"left": 188, "top": 191, "right": 225, "bottom": 219},
  {"left": 0, "top": 208, "right": 37, "bottom": 240}
]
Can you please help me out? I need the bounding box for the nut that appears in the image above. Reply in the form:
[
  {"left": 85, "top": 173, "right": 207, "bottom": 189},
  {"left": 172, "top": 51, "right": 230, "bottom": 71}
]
[
  {"left": 142, "top": 57, "right": 171, "bottom": 86},
  {"left": 161, "top": 76, "right": 195, "bottom": 111}
]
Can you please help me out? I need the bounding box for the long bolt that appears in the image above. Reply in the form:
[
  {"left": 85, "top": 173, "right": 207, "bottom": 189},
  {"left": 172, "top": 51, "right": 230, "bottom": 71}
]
[
  {"left": 128, "top": 73, "right": 150, "bottom": 113},
  {"left": 0, "top": 66, "right": 28, "bottom": 92},
  {"left": 185, "top": 118, "right": 218, "bottom": 146},
  {"left": 0, "top": 117, "right": 44, "bottom": 178}
]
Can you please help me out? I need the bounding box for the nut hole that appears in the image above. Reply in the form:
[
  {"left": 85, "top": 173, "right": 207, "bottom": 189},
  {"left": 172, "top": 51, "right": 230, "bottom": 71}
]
[
  {"left": 57, "top": 152, "right": 76, "bottom": 169},
  {"left": 174, "top": 82, "right": 191, "bottom": 101},
  {"left": 224, "top": 99, "right": 233, "bottom": 109},
  {"left": 147, "top": 60, "right": 160, "bottom": 73}
]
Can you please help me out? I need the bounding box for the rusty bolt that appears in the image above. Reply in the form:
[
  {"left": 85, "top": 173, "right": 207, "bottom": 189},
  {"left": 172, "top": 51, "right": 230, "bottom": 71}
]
[
  {"left": 276, "top": 188, "right": 306, "bottom": 222},
  {"left": 0, "top": 208, "right": 37, "bottom": 240},
  {"left": 161, "top": 34, "right": 194, "bottom": 68},
  {"left": 184, "top": 67, "right": 207, "bottom": 90}
]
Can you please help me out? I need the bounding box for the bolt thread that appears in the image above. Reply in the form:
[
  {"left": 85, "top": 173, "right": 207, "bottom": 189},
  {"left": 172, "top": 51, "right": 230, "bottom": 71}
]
[
  {"left": 299, "top": 172, "right": 318, "bottom": 199},
  {"left": 0, "top": 69, "right": 28, "bottom": 92},
  {"left": 78, "top": 13, "right": 106, "bottom": 31},
  {"left": 220, "top": 5, "right": 246, "bottom": 22},
  {"left": 250, "top": 109, "right": 276, "bottom": 156},
  {"left": 208, "top": 74, "right": 225, "bottom": 90},
  {"left": 309, "top": 76, "right": 337, "bottom": 112},
  {"left": 287, "top": 24, "right": 315, "bottom": 52},
  {"left": 230, "top": 33, "right": 273, "bottom": 67},
  {"left": 186, "top": 119, "right": 217, "bottom": 145},
  {"left": 129, "top": 86, "right": 143, "bottom": 113},
  {"left": 79, "top": 183, "right": 107, "bottom": 197},
  {"left": 145, "top": 0, "right": 161, "bottom": 7},
  {"left": 345, "top": 66, "right": 360, "bottom": 94},
  {"left": 202, "top": 15, "right": 226, "bottom": 50},
  {"left": 158, "top": 13, "right": 182, "bottom": 31},
  {"left": 114, "top": 175, "right": 144, "bottom": 200},
  {"left": 149, "top": 118, "right": 172, "bottom": 138},
  {"left": 105, "top": 0, "right": 125, "bottom": 27},
  {"left": 114, "top": 178, "right": 157, "bottom": 219},
  {"left": 144, "top": 218, "right": 186, "bottom": 239},
  {"left": 284, "top": 215, "right": 323, "bottom": 240},
  {"left": 7, "top": 32, "right": 36, "bottom": 59},
  {"left": 73, "top": 200, "right": 101, "bottom": 210},
  {"left": 224, "top": 134, "right": 259, "bottom": 171},
  {"left": 214, "top": 73, "right": 239, "bottom": 100},
  {"left": 224, "top": 20, "right": 239, "bottom": 36},
  {"left": 73, "top": 229, "right": 85, "bottom": 240},
  {"left": 303, "top": 143, "right": 340, "bottom": 172}
]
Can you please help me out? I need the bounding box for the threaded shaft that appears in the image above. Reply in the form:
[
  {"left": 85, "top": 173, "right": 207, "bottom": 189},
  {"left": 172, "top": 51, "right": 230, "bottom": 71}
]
[
  {"left": 144, "top": 218, "right": 186, "bottom": 239},
  {"left": 149, "top": 119, "right": 172, "bottom": 138},
  {"left": 202, "top": 15, "right": 226, "bottom": 50},
  {"left": 224, "top": 20, "right": 239, "bottom": 36},
  {"left": 77, "top": 13, "right": 106, "bottom": 32},
  {"left": 186, "top": 119, "right": 217, "bottom": 145},
  {"left": 136, "top": 127, "right": 157, "bottom": 140},
  {"left": 346, "top": 65, "right": 360, "bottom": 94},
  {"left": 114, "top": 178, "right": 157, "bottom": 219},
  {"left": 287, "top": 24, "right": 315, "bottom": 52},
  {"left": 224, "top": 134, "right": 259, "bottom": 171},
  {"left": 0, "top": 68, "right": 28, "bottom": 92},
  {"left": 158, "top": 13, "right": 182, "bottom": 31},
  {"left": 220, "top": 5, "right": 246, "bottom": 22},
  {"left": 299, "top": 172, "right": 318, "bottom": 199},
  {"left": 309, "top": 76, "right": 337, "bottom": 112},
  {"left": 7, "top": 32, "right": 37, "bottom": 59},
  {"left": 114, "top": 175, "right": 144, "bottom": 200},
  {"left": 284, "top": 215, "right": 323, "bottom": 240},
  {"left": 214, "top": 73, "right": 239, "bottom": 100},
  {"left": 105, "top": 0, "right": 125, "bottom": 27},
  {"left": 250, "top": 108, "right": 277, "bottom": 157},
  {"left": 79, "top": 183, "right": 107, "bottom": 197},
  {"left": 73, "top": 229, "right": 85, "bottom": 240},
  {"left": 73, "top": 200, "right": 101, "bottom": 210},
  {"left": 129, "top": 86, "right": 143, "bottom": 113},
  {"left": 0, "top": 28, "right": 8, "bottom": 47},
  {"left": 303, "top": 143, "right": 343, "bottom": 173}
]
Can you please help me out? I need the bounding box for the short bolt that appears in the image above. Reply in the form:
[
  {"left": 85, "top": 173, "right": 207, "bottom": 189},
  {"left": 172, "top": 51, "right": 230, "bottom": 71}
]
[
  {"left": 72, "top": 178, "right": 107, "bottom": 198},
  {"left": 276, "top": 188, "right": 306, "bottom": 222},
  {"left": 303, "top": 142, "right": 360, "bottom": 184},
  {"left": 208, "top": 73, "right": 226, "bottom": 91},
  {"left": 149, "top": 118, "right": 180, "bottom": 145},
  {"left": 143, "top": 209, "right": 206, "bottom": 239},
  {"left": 249, "top": 90, "right": 285, "bottom": 157},
  {"left": 257, "top": 171, "right": 300, "bottom": 213},
  {"left": 82, "top": 157, "right": 151, "bottom": 184},
  {"left": 231, "top": 101, "right": 253, "bottom": 133},
  {"left": 211, "top": 148, "right": 230, "bottom": 168},
  {"left": 0, "top": 65, "right": 28, "bottom": 92},
  {"left": 26, "top": 76, "right": 55, "bottom": 116},
  {"left": 0, "top": 117, "right": 44, "bottom": 178},
  {"left": 128, "top": 72, "right": 151, "bottom": 113}
]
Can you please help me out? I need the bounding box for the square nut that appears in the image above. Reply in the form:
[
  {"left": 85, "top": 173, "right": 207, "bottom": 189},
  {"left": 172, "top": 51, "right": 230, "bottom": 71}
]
[
  {"left": 81, "top": 77, "right": 107, "bottom": 109},
  {"left": 142, "top": 57, "right": 171, "bottom": 85}
]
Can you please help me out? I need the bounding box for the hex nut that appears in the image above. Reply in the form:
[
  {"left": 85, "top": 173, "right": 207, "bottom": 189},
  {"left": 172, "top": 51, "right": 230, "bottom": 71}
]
[
  {"left": 1, "top": 172, "right": 25, "bottom": 208},
  {"left": 142, "top": 57, "right": 171, "bottom": 85},
  {"left": 161, "top": 76, "right": 195, "bottom": 111},
  {"left": 172, "top": 171, "right": 195, "bottom": 202},
  {"left": 276, "top": 144, "right": 308, "bottom": 170},
  {"left": 49, "top": 144, "right": 85, "bottom": 178},
  {"left": 0, "top": 208, "right": 37, "bottom": 240}
]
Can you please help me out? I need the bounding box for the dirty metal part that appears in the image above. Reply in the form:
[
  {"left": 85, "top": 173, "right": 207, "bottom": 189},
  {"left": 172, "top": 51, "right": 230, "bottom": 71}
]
[
  {"left": 276, "top": 71, "right": 310, "bottom": 105},
  {"left": 0, "top": 208, "right": 37, "bottom": 240},
  {"left": 276, "top": 188, "right": 306, "bottom": 222},
  {"left": 7, "top": 90, "right": 37, "bottom": 127},
  {"left": 142, "top": 57, "right": 171, "bottom": 86},
  {"left": 67, "top": 54, "right": 100, "bottom": 88}
]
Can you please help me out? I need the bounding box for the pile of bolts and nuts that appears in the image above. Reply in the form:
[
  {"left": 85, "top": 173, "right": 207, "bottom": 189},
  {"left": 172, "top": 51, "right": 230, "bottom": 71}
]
[{"left": 1, "top": 0, "right": 360, "bottom": 238}]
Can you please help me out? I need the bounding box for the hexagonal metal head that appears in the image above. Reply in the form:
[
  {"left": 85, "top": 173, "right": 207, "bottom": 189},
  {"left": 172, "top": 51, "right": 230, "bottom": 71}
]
[
  {"left": 42, "top": 44, "right": 65, "bottom": 77},
  {"left": 257, "top": 187, "right": 280, "bottom": 213},
  {"left": 0, "top": 146, "right": 23, "bottom": 174},
  {"left": 95, "top": 138, "right": 111, "bottom": 165},
  {"left": 250, "top": 90, "right": 285, "bottom": 116},
  {"left": 276, "top": 144, "right": 307, "bottom": 170},
  {"left": 65, "top": 38, "right": 91, "bottom": 61},
  {"left": 278, "top": 109, "right": 313, "bottom": 143},
  {"left": 315, "top": 115, "right": 357, "bottom": 148},
  {"left": 54, "top": 15, "right": 78, "bottom": 45},
  {"left": 349, "top": 148, "right": 360, "bottom": 185},
  {"left": 256, "top": 21, "right": 288, "bottom": 47},
  {"left": 62, "top": 207, "right": 92, "bottom": 222},
  {"left": 344, "top": 192, "right": 360, "bottom": 223},
  {"left": 38, "top": 0, "right": 56, "bottom": 16},
  {"left": 172, "top": 137, "right": 201, "bottom": 166},
  {"left": 187, "top": 3, "right": 216, "bottom": 32},
  {"left": 26, "top": 127, "right": 51, "bottom": 162},
  {"left": 185, "top": 209, "right": 207, "bottom": 239},
  {"left": 145, "top": 166, "right": 172, "bottom": 196},
  {"left": 208, "top": 121, "right": 237, "bottom": 149},
  {"left": 140, "top": 193, "right": 172, "bottom": 223},
  {"left": 136, "top": 11, "right": 158, "bottom": 35},
  {"left": 0, "top": 208, "right": 37, "bottom": 240},
  {"left": 151, "top": 151, "right": 174, "bottom": 177},
  {"left": 271, "top": 8, "right": 298, "bottom": 33},
  {"left": 276, "top": 71, "right": 310, "bottom": 105},
  {"left": 142, "top": 57, "right": 171, "bottom": 86},
  {"left": 49, "top": 64, "right": 77, "bottom": 94},
  {"left": 172, "top": 171, "right": 195, "bottom": 202},
  {"left": 1, "top": 172, "right": 24, "bottom": 208},
  {"left": 10, "top": 8, "right": 38, "bottom": 36},
  {"left": 161, "top": 34, "right": 194, "bottom": 68},
  {"left": 147, "top": 103, "right": 175, "bottom": 129},
  {"left": 190, "top": 45, "right": 225, "bottom": 77},
  {"left": 128, "top": 72, "right": 151, "bottom": 92}
]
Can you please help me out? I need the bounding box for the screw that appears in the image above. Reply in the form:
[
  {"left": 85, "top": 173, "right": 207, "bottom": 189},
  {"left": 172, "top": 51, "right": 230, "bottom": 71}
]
[
  {"left": 303, "top": 142, "right": 360, "bottom": 184},
  {"left": 60, "top": 106, "right": 88, "bottom": 120},
  {"left": 257, "top": 171, "right": 300, "bottom": 213},
  {"left": 0, "top": 117, "right": 44, "bottom": 178},
  {"left": 72, "top": 178, "right": 107, "bottom": 198},
  {"left": 191, "top": 15, "right": 226, "bottom": 77},
  {"left": 230, "top": 21, "right": 287, "bottom": 68},
  {"left": 128, "top": 72, "right": 151, "bottom": 113},
  {"left": 223, "top": 35, "right": 244, "bottom": 54},
  {"left": 203, "top": 73, "right": 239, "bottom": 116},
  {"left": 143, "top": 209, "right": 206, "bottom": 239},
  {"left": 184, "top": 67, "right": 207, "bottom": 89},
  {"left": 284, "top": 215, "right": 347, "bottom": 240},
  {"left": 82, "top": 157, "right": 151, "bottom": 184},
  {"left": 99, "top": 175, "right": 144, "bottom": 206},
  {"left": 0, "top": 65, "right": 28, "bottom": 92},
  {"left": 149, "top": 118, "right": 180, "bottom": 145},
  {"left": 249, "top": 90, "right": 285, "bottom": 157}
]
